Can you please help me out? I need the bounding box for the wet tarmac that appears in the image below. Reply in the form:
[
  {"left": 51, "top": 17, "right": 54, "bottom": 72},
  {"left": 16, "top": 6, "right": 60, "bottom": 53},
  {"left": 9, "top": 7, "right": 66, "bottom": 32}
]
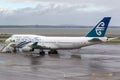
[{"left": 0, "top": 43, "right": 120, "bottom": 80}]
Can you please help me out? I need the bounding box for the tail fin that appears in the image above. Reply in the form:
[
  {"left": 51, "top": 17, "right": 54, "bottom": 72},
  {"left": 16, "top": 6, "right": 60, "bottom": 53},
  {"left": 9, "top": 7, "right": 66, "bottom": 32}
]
[{"left": 86, "top": 17, "right": 111, "bottom": 37}]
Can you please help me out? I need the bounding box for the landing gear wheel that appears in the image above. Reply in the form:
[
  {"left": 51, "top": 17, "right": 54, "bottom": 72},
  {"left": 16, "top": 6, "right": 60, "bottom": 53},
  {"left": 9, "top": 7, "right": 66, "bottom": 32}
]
[
  {"left": 48, "top": 50, "right": 58, "bottom": 55},
  {"left": 13, "top": 47, "right": 17, "bottom": 53},
  {"left": 39, "top": 51, "right": 45, "bottom": 56},
  {"left": 53, "top": 50, "right": 58, "bottom": 54},
  {"left": 48, "top": 51, "right": 52, "bottom": 54}
]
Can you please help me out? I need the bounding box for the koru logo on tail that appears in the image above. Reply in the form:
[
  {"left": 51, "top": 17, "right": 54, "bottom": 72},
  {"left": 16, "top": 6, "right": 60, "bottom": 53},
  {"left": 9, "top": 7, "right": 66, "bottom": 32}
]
[{"left": 96, "top": 22, "right": 105, "bottom": 35}]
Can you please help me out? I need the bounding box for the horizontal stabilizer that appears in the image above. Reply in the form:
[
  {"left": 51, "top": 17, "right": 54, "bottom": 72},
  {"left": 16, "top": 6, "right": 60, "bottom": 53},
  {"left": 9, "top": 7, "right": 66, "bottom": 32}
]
[{"left": 107, "top": 37, "right": 120, "bottom": 41}]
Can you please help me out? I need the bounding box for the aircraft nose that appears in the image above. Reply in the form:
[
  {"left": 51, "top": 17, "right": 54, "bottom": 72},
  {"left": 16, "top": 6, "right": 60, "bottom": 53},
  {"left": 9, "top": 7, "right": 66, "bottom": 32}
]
[{"left": 1, "top": 39, "right": 9, "bottom": 52}]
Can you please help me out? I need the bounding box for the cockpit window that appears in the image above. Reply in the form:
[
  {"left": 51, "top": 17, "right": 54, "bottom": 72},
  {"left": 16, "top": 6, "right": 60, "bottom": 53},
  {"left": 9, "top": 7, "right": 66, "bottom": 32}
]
[
  {"left": 10, "top": 39, "right": 15, "bottom": 42},
  {"left": 8, "top": 38, "right": 16, "bottom": 43}
]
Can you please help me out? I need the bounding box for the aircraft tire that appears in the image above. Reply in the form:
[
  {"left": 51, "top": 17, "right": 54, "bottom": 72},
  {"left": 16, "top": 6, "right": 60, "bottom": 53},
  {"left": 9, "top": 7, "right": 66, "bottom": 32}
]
[
  {"left": 39, "top": 51, "right": 45, "bottom": 56},
  {"left": 48, "top": 50, "right": 58, "bottom": 55}
]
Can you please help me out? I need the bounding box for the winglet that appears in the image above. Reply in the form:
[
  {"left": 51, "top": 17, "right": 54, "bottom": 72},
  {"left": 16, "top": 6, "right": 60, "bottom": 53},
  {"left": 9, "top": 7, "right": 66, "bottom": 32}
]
[
  {"left": 86, "top": 17, "right": 111, "bottom": 37},
  {"left": 32, "top": 42, "right": 38, "bottom": 47}
]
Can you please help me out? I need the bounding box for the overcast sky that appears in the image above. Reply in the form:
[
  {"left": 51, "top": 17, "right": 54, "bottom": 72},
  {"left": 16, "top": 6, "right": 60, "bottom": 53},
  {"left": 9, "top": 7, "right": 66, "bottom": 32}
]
[{"left": 0, "top": 0, "right": 120, "bottom": 26}]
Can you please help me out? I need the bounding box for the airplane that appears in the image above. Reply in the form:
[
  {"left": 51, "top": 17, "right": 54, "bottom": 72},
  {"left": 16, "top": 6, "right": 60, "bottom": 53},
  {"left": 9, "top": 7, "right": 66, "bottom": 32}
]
[{"left": 1, "top": 17, "right": 111, "bottom": 56}]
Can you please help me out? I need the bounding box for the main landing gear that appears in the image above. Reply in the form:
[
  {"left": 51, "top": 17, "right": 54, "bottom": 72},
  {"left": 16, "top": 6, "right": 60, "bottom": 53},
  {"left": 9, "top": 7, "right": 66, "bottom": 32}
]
[
  {"left": 48, "top": 50, "right": 58, "bottom": 55},
  {"left": 39, "top": 50, "right": 58, "bottom": 56},
  {"left": 39, "top": 50, "right": 45, "bottom": 56}
]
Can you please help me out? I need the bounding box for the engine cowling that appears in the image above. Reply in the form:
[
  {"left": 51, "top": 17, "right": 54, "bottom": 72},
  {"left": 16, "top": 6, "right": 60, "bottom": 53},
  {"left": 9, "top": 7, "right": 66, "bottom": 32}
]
[{"left": 22, "top": 47, "right": 34, "bottom": 52}]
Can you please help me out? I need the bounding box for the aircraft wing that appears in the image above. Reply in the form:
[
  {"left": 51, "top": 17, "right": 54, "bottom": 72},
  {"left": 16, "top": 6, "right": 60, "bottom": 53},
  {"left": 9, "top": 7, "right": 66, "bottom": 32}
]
[
  {"left": 22, "top": 42, "right": 39, "bottom": 48},
  {"left": 107, "top": 37, "right": 120, "bottom": 41},
  {"left": 22, "top": 42, "right": 58, "bottom": 49},
  {"left": 36, "top": 43, "right": 58, "bottom": 49}
]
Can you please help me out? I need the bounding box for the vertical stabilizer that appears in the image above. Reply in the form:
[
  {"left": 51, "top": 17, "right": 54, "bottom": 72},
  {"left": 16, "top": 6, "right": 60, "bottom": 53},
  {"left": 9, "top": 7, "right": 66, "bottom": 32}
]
[{"left": 86, "top": 17, "right": 111, "bottom": 37}]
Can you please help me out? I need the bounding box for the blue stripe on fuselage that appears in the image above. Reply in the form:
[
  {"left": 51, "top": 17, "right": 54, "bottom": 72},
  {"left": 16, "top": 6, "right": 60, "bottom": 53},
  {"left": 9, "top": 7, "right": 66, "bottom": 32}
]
[{"left": 17, "top": 41, "right": 31, "bottom": 47}]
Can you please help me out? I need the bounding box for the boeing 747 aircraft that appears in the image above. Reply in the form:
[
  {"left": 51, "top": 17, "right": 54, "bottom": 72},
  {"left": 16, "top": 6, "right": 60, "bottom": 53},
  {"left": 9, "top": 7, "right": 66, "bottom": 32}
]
[{"left": 1, "top": 17, "right": 111, "bottom": 56}]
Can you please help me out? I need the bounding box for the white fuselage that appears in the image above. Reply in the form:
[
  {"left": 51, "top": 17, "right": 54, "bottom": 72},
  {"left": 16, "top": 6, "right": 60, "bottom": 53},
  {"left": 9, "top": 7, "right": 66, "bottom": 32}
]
[
  {"left": 5, "top": 34, "right": 107, "bottom": 50},
  {"left": 2, "top": 17, "right": 111, "bottom": 53}
]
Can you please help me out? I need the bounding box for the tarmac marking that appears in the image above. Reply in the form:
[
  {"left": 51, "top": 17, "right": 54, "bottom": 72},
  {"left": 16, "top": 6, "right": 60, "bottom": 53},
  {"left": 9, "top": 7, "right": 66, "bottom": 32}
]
[{"left": 91, "top": 72, "right": 113, "bottom": 77}]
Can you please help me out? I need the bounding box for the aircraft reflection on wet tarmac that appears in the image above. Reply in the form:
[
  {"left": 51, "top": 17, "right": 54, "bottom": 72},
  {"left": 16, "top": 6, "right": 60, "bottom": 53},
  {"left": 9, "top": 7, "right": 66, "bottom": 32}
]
[{"left": 0, "top": 43, "right": 120, "bottom": 80}]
